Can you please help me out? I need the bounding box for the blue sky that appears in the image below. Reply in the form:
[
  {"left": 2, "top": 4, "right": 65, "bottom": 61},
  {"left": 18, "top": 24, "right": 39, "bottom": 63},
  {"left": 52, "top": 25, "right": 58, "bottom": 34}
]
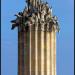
[{"left": 1, "top": 0, "right": 74, "bottom": 75}]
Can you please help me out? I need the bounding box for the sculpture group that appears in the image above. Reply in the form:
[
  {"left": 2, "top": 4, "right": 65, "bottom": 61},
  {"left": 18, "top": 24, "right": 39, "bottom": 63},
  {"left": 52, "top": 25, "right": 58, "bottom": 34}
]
[{"left": 11, "top": 0, "right": 59, "bottom": 32}]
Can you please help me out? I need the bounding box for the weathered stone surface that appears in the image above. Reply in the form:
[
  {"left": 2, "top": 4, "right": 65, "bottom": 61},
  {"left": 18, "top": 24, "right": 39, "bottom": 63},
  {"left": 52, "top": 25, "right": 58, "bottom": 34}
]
[{"left": 11, "top": 0, "right": 59, "bottom": 75}]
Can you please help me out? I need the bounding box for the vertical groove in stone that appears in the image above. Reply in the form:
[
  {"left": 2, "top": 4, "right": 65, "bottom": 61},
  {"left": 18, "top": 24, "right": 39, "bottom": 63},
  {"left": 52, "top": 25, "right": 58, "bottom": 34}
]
[
  {"left": 51, "top": 31, "right": 53, "bottom": 75},
  {"left": 18, "top": 30, "right": 22, "bottom": 75},
  {"left": 51, "top": 30, "right": 54, "bottom": 75},
  {"left": 46, "top": 31, "right": 50, "bottom": 75},
  {"left": 41, "top": 30, "right": 44, "bottom": 75},
  {"left": 35, "top": 26, "right": 38, "bottom": 75},
  {"left": 24, "top": 30, "right": 30, "bottom": 75},
  {"left": 38, "top": 29, "right": 41, "bottom": 75},
  {"left": 31, "top": 26, "right": 35, "bottom": 75},
  {"left": 54, "top": 30, "right": 56, "bottom": 75},
  {"left": 44, "top": 31, "right": 47, "bottom": 75},
  {"left": 30, "top": 26, "right": 31, "bottom": 75},
  {"left": 54, "top": 31, "right": 55, "bottom": 75},
  {"left": 55, "top": 31, "right": 56, "bottom": 75},
  {"left": 27, "top": 30, "right": 30, "bottom": 75},
  {"left": 50, "top": 32, "right": 52, "bottom": 75},
  {"left": 22, "top": 32, "right": 24, "bottom": 75},
  {"left": 52, "top": 30, "right": 56, "bottom": 75},
  {"left": 18, "top": 31, "right": 24, "bottom": 75},
  {"left": 21, "top": 32, "right": 24, "bottom": 75},
  {"left": 24, "top": 31, "right": 27, "bottom": 75}
]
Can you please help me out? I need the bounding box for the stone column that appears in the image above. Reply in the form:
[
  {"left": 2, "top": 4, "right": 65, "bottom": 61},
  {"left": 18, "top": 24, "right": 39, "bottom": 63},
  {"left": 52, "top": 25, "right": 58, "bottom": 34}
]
[
  {"left": 30, "top": 25, "right": 31, "bottom": 75},
  {"left": 51, "top": 28, "right": 56, "bottom": 75},
  {"left": 35, "top": 24, "right": 38, "bottom": 75},
  {"left": 46, "top": 31, "right": 51, "bottom": 75},
  {"left": 18, "top": 25, "right": 57, "bottom": 75},
  {"left": 18, "top": 29, "right": 30, "bottom": 75},
  {"left": 31, "top": 25, "right": 35, "bottom": 75},
  {"left": 41, "top": 25, "right": 44, "bottom": 75},
  {"left": 18, "top": 30, "right": 23, "bottom": 75},
  {"left": 44, "top": 31, "right": 47, "bottom": 75},
  {"left": 38, "top": 25, "right": 41, "bottom": 75},
  {"left": 54, "top": 30, "right": 56, "bottom": 75},
  {"left": 24, "top": 30, "right": 30, "bottom": 75}
]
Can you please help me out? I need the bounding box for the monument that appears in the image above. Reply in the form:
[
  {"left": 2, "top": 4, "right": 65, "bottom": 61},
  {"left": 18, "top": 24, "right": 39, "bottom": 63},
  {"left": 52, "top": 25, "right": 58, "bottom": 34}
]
[{"left": 11, "top": 0, "right": 59, "bottom": 75}]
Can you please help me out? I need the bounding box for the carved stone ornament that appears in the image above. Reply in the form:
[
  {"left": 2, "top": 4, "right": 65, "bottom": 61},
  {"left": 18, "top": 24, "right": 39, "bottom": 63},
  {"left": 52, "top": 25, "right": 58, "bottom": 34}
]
[{"left": 11, "top": 1, "right": 59, "bottom": 32}]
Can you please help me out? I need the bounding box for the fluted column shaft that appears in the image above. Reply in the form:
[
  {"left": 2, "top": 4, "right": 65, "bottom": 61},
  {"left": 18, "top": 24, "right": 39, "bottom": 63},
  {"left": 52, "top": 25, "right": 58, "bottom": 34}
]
[
  {"left": 51, "top": 29, "right": 56, "bottom": 75},
  {"left": 18, "top": 26, "right": 56, "bottom": 75}
]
